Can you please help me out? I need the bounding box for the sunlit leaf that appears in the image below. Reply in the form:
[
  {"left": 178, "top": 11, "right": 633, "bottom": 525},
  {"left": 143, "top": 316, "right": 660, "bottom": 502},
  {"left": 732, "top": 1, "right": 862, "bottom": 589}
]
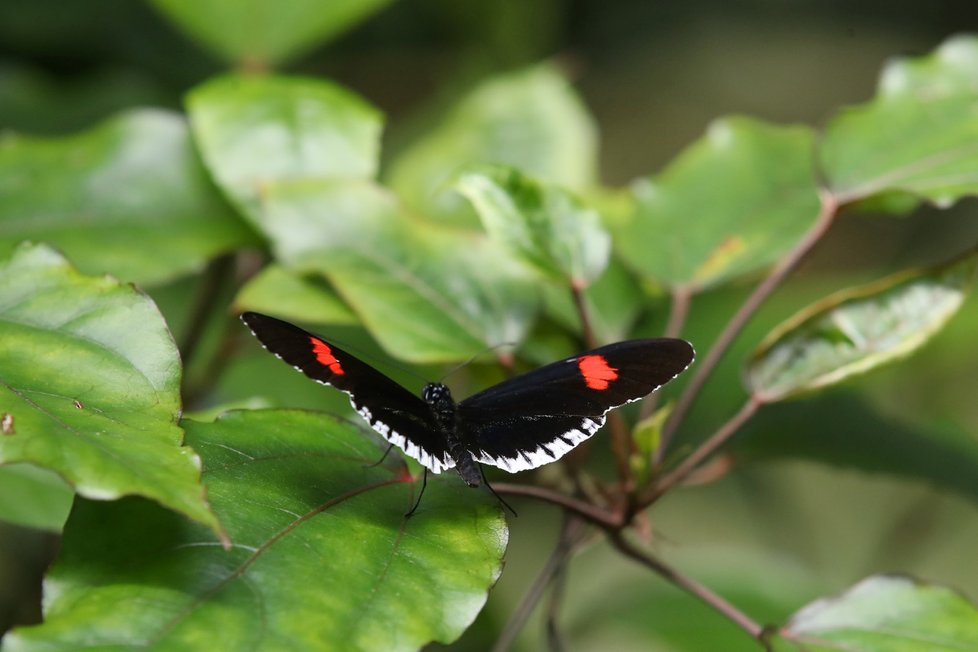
[
  {"left": 233, "top": 264, "right": 357, "bottom": 326},
  {"left": 0, "top": 109, "right": 253, "bottom": 285},
  {"left": 0, "top": 244, "right": 224, "bottom": 540},
  {"left": 150, "top": 0, "right": 396, "bottom": 66},
  {"left": 615, "top": 117, "right": 820, "bottom": 291},
  {"left": 747, "top": 252, "right": 977, "bottom": 402},
  {"left": 387, "top": 64, "right": 598, "bottom": 224},
  {"left": 187, "top": 74, "right": 383, "bottom": 221},
  {"left": 262, "top": 179, "right": 539, "bottom": 362},
  {"left": 781, "top": 575, "right": 978, "bottom": 650},
  {"left": 4, "top": 409, "right": 507, "bottom": 652},
  {"left": 822, "top": 35, "right": 978, "bottom": 206},
  {"left": 457, "top": 165, "right": 611, "bottom": 286}
]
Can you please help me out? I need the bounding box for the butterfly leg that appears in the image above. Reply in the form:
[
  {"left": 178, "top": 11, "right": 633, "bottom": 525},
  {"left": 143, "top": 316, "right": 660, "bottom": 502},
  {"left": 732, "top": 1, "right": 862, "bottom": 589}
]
[
  {"left": 364, "top": 443, "right": 395, "bottom": 469},
  {"left": 405, "top": 468, "right": 428, "bottom": 518},
  {"left": 481, "top": 466, "right": 518, "bottom": 517}
]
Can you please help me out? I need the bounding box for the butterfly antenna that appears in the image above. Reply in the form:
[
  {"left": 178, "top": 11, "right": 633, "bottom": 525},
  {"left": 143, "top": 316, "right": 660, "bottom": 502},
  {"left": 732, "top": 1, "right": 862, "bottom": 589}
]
[
  {"left": 364, "top": 443, "right": 395, "bottom": 469},
  {"left": 481, "top": 466, "right": 518, "bottom": 517},
  {"left": 439, "top": 342, "right": 517, "bottom": 383},
  {"left": 405, "top": 469, "right": 428, "bottom": 518}
]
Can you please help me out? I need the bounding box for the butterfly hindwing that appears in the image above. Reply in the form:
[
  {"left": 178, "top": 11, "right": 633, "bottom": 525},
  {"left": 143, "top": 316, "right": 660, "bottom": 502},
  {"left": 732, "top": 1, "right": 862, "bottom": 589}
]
[
  {"left": 457, "top": 338, "right": 695, "bottom": 473},
  {"left": 240, "top": 312, "right": 455, "bottom": 473}
]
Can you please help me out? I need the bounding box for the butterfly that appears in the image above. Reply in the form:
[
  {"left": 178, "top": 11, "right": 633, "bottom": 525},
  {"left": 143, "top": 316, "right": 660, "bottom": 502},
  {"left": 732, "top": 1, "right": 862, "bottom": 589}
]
[{"left": 241, "top": 312, "right": 694, "bottom": 514}]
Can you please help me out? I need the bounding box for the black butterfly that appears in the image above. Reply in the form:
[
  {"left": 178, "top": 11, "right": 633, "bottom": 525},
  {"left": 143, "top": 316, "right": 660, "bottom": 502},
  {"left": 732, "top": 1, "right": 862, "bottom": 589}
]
[{"left": 241, "top": 312, "right": 694, "bottom": 513}]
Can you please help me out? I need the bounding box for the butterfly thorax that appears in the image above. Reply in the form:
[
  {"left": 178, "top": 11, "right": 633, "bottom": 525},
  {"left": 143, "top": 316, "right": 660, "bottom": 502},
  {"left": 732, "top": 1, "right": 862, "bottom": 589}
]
[{"left": 422, "top": 382, "right": 482, "bottom": 487}]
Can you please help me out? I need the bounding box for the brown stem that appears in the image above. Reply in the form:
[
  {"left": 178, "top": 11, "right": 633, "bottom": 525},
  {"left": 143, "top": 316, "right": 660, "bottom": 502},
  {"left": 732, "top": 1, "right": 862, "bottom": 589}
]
[
  {"left": 492, "top": 483, "right": 623, "bottom": 530},
  {"left": 571, "top": 282, "right": 634, "bottom": 493},
  {"left": 657, "top": 190, "right": 839, "bottom": 458},
  {"left": 642, "top": 396, "right": 761, "bottom": 505},
  {"left": 179, "top": 254, "right": 234, "bottom": 369},
  {"left": 609, "top": 531, "right": 766, "bottom": 641},
  {"left": 570, "top": 282, "right": 597, "bottom": 350},
  {"left": 492, "top": 516, "right": 587, "bottom": 652}
]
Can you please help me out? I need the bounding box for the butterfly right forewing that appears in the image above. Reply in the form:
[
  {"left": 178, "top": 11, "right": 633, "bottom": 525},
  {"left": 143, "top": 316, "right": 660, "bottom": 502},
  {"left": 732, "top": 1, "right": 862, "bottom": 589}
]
[{"left": 240, "top": 312, "right": 455, "bottom": 474}]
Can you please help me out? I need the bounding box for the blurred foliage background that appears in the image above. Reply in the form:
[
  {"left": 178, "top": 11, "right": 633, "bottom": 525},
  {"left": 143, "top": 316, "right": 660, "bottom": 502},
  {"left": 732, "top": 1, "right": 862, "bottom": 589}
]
[{"left": 2, "top": 1, "right": 978, "bottom": 649}]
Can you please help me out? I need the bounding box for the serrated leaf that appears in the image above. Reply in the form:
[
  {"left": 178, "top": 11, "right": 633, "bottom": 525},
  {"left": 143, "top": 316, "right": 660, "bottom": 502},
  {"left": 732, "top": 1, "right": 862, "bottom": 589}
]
[
  {"left": 457, "top": 165, "right": 611, "bottom": 286},
  {"left": 233, "top": 264, "right": 357, "bottom": 326},
  {"left": 0, "top": 243, "right": 224, "bottom": 539},
  {"left": 781, "top": 575, "right": 978, "bottom": 650},
  {"left": 615, "top": 117, "right": 820, "bottom": 291},
  {"left": 150, "top": 0, "right": 396, "bottom": 66},
  {"left": 0, "top": 109, "right": 253, "bottom": 285},
  {"left": 261, "top": 179, "right": 539, "bottom": 362},
  {"left": 187, "top": 74, "right": 383, "bottom": 222},
  {"left": 4, "top": 409, "right": 508, "bottom": 652},
  {"left": 747, "top": 252, "right": 977, "bottom": 402},
  {"left": 387, "top": 64, "right": 598, "bottom": 224},
  {"left": 822, "top": 35, "right": 978, "bottom": 206}
]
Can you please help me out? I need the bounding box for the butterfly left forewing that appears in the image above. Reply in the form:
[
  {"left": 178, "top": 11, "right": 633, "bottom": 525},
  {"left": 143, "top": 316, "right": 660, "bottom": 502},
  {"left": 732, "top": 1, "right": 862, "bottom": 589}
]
[
  {"left": 241, "top": 312, "right": 455, "bottom": 473},
  {"left": 458, "top": 338, "right": 694, "bottom": 473}
]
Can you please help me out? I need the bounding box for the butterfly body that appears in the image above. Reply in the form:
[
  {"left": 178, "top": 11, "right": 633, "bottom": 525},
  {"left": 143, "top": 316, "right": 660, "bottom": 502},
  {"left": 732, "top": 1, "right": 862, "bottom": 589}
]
[{"left": 241, "top": 312, "right": 694, "bottom": 486}]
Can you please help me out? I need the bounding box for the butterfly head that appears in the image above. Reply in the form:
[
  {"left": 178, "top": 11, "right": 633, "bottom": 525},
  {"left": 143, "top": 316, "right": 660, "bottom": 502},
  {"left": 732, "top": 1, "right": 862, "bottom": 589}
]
[{"left": 421, "top": 382, "right": 453, "bottom": 408}]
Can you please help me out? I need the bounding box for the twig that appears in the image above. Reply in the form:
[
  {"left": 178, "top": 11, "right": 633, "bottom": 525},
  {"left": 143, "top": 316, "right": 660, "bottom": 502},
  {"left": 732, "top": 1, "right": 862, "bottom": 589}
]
[
  {"left": 492, "top": 483, "right": 623, "bottom": 530},
  {"left": 609, "top": 531, "right": 766, "bottom": 641},
  {"left": 571, "top": 281, "right": 634, "bottom": 493},
  {"left": 657, "top": 190, "right": 839, "bottom": 458},
  {"left": 642, "top": 396, "right": 761, "bottom": 505},
  {"left": 641, "top": 283, "right": 693, "bottom": 425},
  {"left": 492, "top": 516, "right": 588, "bottom": 652},
  {"left": 179, "top": 254, "right": 234, "bottom": 368}
]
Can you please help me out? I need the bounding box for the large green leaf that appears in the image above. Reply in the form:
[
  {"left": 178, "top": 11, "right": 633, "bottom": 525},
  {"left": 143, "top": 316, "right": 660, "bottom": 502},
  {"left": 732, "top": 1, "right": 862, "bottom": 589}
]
[
  {"left": 615, "top": 117, "right": 820, "bottom": 291},
  {"left": 456, "top": 165, "right": 611, "bottom": 287},
  {"left": 747, "top": 252, "right": 977, "bottom": 402},
  {"left": 822, "top": 35, "right": 978, "bottom": 205},
  {"left": 779, "top": 575, "right": 978, "bottom": 650},
  {"left": 150, "top": 0, "right": 396, "bottom": 66},
  {"left": 0, "top": 243, "right": 224, "bottom": 539},
  {"left": 233, "top": 263, "right": 357, "bottom": 326},
  {"left": 0, "top": 464, "right": 72, "bottom": 531},
  {"left": 387, "top": 64, "right": 598, "bottom": 224},
  {"left": 187, "top": 74, "right": 383, "bottom": 222},
  {"left": 4, "top": 409, "right": 508, "bottom": 651},
  {"left": 262, "top": 180, "right": 539, "bottom": 362},
  {"left": 0, "top": 109, "right": 253, "bottom": 286}
]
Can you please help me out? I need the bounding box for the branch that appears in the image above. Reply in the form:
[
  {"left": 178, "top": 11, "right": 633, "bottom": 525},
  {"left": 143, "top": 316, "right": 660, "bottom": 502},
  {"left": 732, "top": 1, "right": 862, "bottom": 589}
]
[
  {"left": 643, "top": 396, "right": 761, "bottom": 505},
  {"left": 492, "top": 516, "right": 588, "bottom": 652},
  {"left": 609, "top": 531, "right": 766, "bottom": 641},
  {"left": 657, "top": 190, "right": 839, "bottom": 458},
  {"left": 492, "top": 483, "right": 623, "bottom": 530}
]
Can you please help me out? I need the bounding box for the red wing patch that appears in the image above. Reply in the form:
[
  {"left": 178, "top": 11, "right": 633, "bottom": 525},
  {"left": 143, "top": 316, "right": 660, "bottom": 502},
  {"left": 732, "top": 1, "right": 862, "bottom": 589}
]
[
  {"left": 310, "top": 337, "right": 345, "bottom": 375},
  {"left": 577, "top": 355, "right": 618, "bottom": 390}
]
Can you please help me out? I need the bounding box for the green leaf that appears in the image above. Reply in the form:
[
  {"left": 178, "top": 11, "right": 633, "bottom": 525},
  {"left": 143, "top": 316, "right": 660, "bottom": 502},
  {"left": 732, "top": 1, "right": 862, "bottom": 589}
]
[
  {"left": 737, "top": 394, "right": 978, "bottom": 506},
  {"left": 615, "top": 117, "right": 820, "bottom": 291},
  {"left": 0, "top": 109, "right": 253, "bottom": 286},
  {"left": 822, "top": 35, "right": 978, "bottom": 205},
  {"left": 0, "top": 243, "right": 224, "bottom": 540},
  {"left": 233, "top": 264, "right": 357, "bottom": 326},
  {"left": 0, "top": 464, "right": 73, "bottom": 531},
  {"left": 781, "top": 575, "right": 978, "bottom": 650},
  {"left": 747, "top": 252, "right": 977, "bottom": 402},
  {"left": 5, "top": 410, "right": 508, "bottom": 651},
  {"left": 387, "top": 64, "right": 598, "bottom": 224},
  {"left": 187, "top": 73, "right": 383, "bottom": 222},
  {"left": 262, "top": 179, "right": 539, "bottom": 362},
  {"left": 150, "top": 0, "right": 396, "bottom": 66},
  {"left": 457, "top": 165, "right": 611, "bottom": 286}
]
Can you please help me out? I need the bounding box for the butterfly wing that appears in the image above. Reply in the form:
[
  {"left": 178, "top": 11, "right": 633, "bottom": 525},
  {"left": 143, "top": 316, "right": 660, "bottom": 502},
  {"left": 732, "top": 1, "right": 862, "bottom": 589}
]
[
  {"left": 457, "top": 338, "right": 694, "bottom": 473},
  {"left": 240, "top": 312, "right": 454, "bottom": 473}
]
